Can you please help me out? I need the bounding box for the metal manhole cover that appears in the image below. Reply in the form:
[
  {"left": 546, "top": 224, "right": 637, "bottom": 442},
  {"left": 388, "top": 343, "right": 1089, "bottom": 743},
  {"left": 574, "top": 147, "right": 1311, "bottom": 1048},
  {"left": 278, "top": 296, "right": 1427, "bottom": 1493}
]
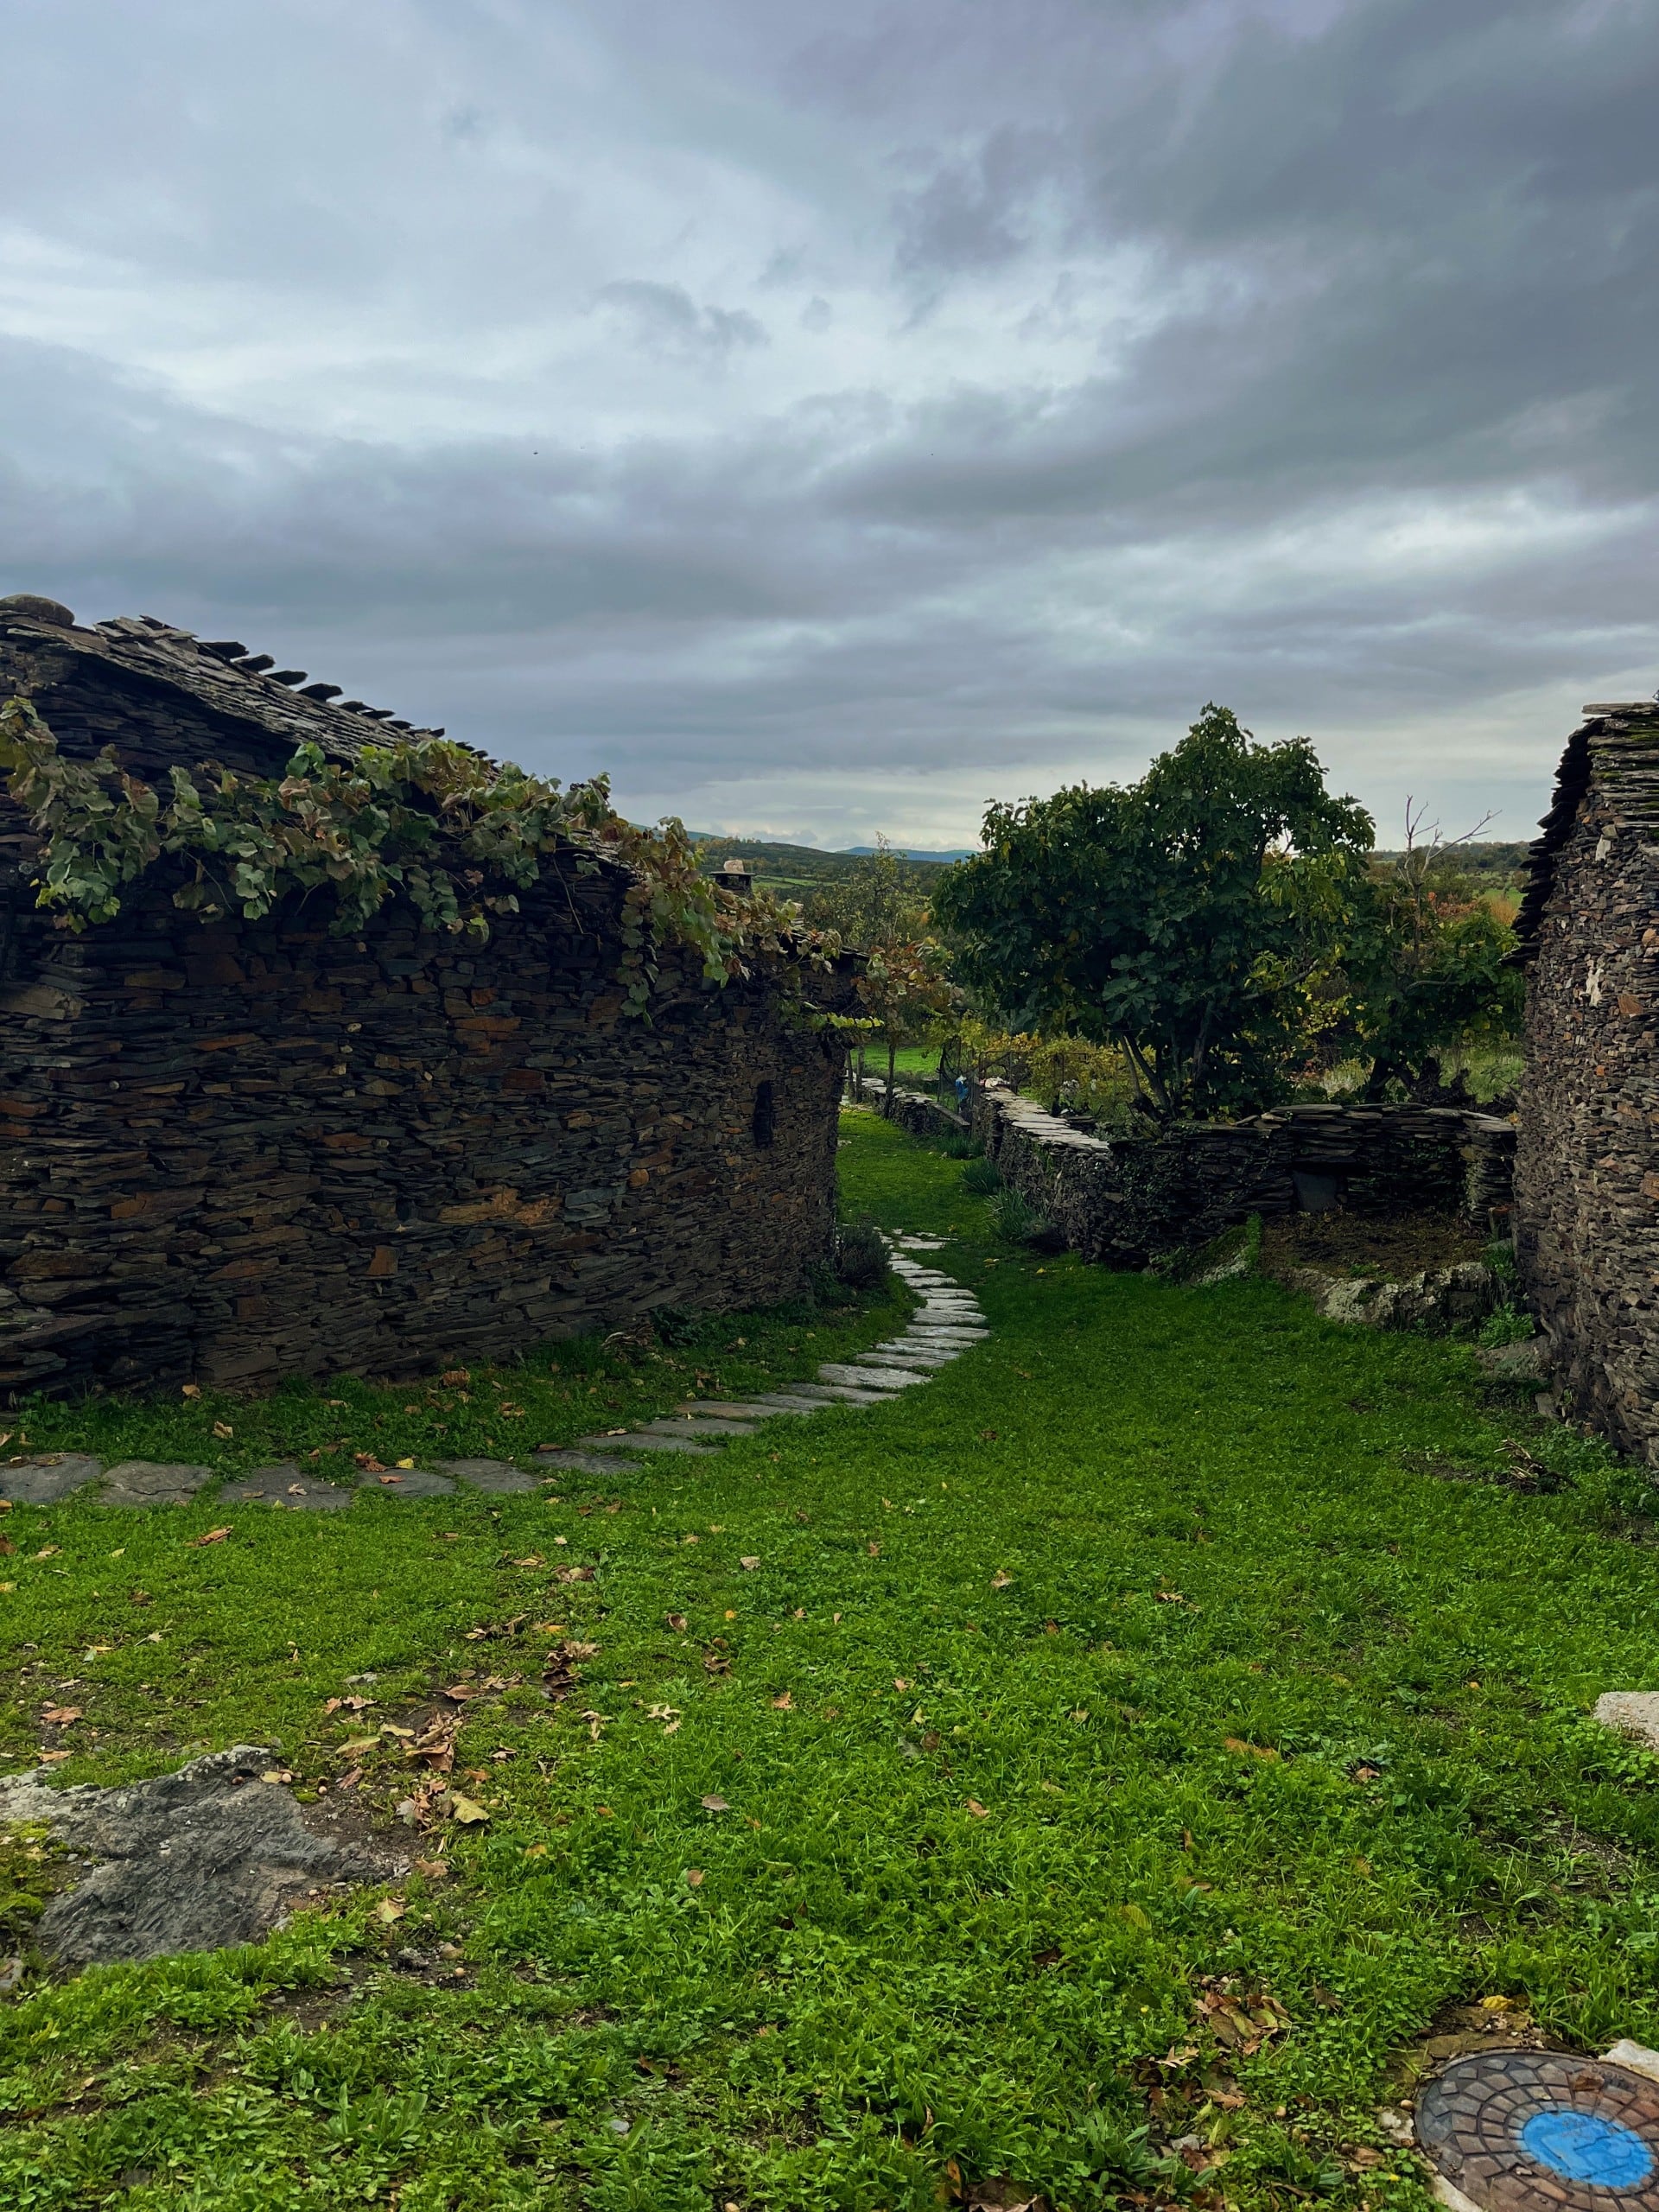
[{"left": 1418, "top": 2052, "right": 1659, "bottom": 2210}]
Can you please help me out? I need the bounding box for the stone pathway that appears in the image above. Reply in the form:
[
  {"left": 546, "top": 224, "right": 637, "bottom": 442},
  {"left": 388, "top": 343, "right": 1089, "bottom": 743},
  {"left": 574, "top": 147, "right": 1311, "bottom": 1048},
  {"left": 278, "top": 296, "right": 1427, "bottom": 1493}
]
[
  {"left": 538, "top": 1238, "right": 987, "bottom": 1478},
  {"left": 0, "top": 1242, "right": 989, "bottom": 1506}
]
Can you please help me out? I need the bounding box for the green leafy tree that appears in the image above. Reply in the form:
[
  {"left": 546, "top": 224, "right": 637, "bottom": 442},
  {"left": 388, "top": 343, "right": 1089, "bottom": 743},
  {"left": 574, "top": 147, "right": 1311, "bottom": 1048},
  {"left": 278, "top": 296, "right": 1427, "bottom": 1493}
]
[
  {"left": 931, "top": 705, "right": 1374, "bottom": 1118},
  {"left": 804, "top": 837, "right": 955, "bottom": 1096}
]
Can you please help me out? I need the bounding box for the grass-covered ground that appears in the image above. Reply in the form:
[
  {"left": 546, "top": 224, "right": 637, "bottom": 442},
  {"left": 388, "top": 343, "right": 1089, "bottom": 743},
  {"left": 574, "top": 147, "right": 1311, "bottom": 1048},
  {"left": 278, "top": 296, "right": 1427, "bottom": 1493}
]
[{"left": 3, "top": 1111, "right": 1658, "bottom": 2211}]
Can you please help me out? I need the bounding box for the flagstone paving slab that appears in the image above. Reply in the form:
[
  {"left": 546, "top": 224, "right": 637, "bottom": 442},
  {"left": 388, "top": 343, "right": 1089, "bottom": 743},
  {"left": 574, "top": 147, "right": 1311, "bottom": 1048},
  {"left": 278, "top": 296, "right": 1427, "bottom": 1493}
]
[
  {"left": 533, "top": 1448, "right": 648, "bottom": 1477},
  {"left": 99, "top": 1462, "right": 216, "bottom": 1507},
  {"left": 816, "top": 1363, "right": 924, "bottom": 1389},
  {"left": 226, "top": 1466, "right": 353, "bottom": 1511},
  {"left": 772, "top": 1383, "right": 899, "bottom": 1406},
  {"left": 354, "top": 1467, "right": 455, "bottom": 1498},
  {"left": 436, "top": 1459, "right": 542, "bottom": 1493},
  {"left": 0, "top": 1454, "right": 103, "bottom": 1505},
  {"left": 635, "top": 1418, "right": 759, "bottom": 1440},
  {"left": 573, "top": 1433, "right": 724, "bottom": 1456}
]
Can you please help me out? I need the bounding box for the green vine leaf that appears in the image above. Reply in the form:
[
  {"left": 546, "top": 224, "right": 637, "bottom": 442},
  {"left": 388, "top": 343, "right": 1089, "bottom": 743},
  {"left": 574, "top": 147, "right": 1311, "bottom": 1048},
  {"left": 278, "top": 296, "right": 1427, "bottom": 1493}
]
[{"left": 0, "top": 696, "right": 846, "bottom": 1021}]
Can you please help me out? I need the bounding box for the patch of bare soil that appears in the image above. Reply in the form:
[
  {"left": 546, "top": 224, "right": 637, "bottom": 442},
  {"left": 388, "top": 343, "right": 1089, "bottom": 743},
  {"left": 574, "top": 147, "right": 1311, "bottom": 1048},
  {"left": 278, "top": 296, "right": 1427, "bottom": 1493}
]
[
  {"left": 1385, "top": 1993, "right": 1581, "bottom": 2099},
  {"left": 1260, "top": 1211, "right": 1489, "bottom": 1284}
]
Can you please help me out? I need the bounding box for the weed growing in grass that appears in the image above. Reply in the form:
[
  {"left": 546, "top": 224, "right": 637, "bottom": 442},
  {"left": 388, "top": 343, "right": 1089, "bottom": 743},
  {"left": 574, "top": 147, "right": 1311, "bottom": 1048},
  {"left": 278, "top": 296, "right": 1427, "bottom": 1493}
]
[
  {"left": 961, "top": 1154, "right": 1001, "bottom": 1196},
  {"left": 1478, "top": 1306, "right": 1536, "bottom": 1348},
  {"left": 0, "top": 1113, "right": 1656, "bottom": 2209}
]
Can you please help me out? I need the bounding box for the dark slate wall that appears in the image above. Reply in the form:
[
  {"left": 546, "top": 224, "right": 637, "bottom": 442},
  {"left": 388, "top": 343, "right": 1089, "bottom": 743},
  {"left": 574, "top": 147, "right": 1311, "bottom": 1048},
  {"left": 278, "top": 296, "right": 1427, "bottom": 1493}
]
[
  {"left": 0, "top": 875, "right": 846, "bottom": 1396},
  {"left": 0, "top": 623, "right": 848, "bottom": 1399},
  {"left": 1516, "top": 736, "right": 1659, "bottom": 1464},
  {"left": 880, "top": 1079, "right": 1513, "bottom": 1268}
]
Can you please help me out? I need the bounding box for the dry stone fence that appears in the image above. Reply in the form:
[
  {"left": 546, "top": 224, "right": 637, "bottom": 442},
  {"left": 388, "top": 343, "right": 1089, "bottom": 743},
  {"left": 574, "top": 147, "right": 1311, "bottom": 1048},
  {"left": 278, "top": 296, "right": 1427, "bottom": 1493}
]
[
  {"left": 881, "top": 1079, "right": 1514, "bottom": 1267},
  {"left": 0, "top": 597, "right": 855, "bottom": 1399}
]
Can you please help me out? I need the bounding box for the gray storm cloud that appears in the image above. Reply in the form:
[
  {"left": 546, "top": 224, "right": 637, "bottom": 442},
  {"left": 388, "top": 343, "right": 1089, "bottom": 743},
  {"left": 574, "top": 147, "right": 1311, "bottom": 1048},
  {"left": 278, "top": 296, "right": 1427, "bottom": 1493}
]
[{"left": 2, "top": 0, "right": 1655, "bottom": 847}]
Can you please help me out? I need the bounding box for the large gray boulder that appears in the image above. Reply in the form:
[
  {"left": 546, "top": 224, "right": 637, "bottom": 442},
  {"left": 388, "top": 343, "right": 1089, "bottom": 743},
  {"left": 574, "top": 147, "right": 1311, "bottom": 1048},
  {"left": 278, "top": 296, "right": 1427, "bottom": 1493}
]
[{"left": 0, "top": 1745, "right": 399, "bottom": 1964}]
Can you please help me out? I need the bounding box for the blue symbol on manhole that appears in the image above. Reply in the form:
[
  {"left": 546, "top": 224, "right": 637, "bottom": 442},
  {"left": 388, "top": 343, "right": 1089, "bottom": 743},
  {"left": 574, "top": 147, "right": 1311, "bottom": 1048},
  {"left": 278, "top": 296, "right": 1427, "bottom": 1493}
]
[{"left": 1519, "top": 2109, "right": 1656, "bottom": 2190}]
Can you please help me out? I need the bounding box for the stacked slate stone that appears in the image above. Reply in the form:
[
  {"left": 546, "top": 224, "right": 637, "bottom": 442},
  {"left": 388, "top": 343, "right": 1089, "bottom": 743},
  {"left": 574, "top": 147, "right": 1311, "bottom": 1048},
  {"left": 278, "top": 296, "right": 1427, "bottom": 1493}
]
[
  {"left": 882, "top": 1077, "right": 1517, "bottom": 1272},
  {"left": 1514, "top": 699, "right": 1659, "bottom": 1465},
  {"left": 0, "top": 596, "right": 855, "bottom": 1399}
]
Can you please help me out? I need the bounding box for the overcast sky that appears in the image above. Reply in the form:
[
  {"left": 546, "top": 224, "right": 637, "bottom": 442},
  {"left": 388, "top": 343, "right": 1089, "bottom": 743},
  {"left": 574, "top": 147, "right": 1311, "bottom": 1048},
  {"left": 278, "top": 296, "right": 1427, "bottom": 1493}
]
[{"left": 4, "top": 0, "right": 1656, "bottom": 850}]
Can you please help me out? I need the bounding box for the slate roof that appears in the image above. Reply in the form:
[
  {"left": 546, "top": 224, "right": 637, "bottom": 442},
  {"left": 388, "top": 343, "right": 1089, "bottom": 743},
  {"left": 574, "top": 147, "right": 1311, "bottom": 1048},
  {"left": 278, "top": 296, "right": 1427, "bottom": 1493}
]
[
  {"left": 0, "top": 593, "right": 452, "bottom": 766},
  {"left": 1512, "top": 699, "right": 1659, "bottom": 964}
]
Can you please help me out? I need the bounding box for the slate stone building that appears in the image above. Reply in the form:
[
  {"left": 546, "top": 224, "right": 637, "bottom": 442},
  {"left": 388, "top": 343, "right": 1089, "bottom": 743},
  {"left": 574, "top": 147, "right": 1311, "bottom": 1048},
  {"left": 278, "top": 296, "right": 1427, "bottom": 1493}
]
[
  {"left": 1514, "top": 696, "right": 1659, "bottom": 1463},
  {"left": 0, "top": 595, "right": 853, "bottom": 1398}
]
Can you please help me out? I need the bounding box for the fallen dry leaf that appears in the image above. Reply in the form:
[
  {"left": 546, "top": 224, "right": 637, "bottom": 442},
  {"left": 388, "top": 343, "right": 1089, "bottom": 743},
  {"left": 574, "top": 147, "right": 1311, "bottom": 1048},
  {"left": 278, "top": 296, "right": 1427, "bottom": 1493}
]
[
  {"left": 512, "top": 1554, "right": 544, "bottom": 1568},
  {"left": 37, "top": 1749, "right": 71, "bottom": 1764},
  {"left": 261, "top": 1768, "right": 294, "bottom": 1784},
  {"left": 188, "top": 1527, "right": 232, "bottom": 1548},
  {"left": 740, "top": 1554, "right": 760, "bottom": 1570},
  {"left": 353, "top": 1452, "right": 387, "bottom": 1472},
  {"left": 1223, "top": 1737, "right": 1280, "bottom": 1762},
  {"left": 372, "top": 1897, "right": 406, "bottom": 1923},
  {"left": 894, "top": 1677, "right": 912, "bottom": 1691},
  {"left": 772, "top": 1691, "right": 793, "bottom": 1709},
  {"left": 965, "top": 1797, "right": 990, "bottom": 1818},
  {"left": 990, "top": 1571, "right": 1012, "bottom": 1590},
  {"left": 868, "top": 1541, "right": 882, "bottom": 1557},
  {"left": 34, "top": 1546, "right": 60, "bottom": 1560},
  {"left": 448, "top": 1794, "right": 490, "bottom": 1824},
  {"left": 414, "top": 1857, "right": 449, "bottom": 1878},
  {"left": 701, "top": 1794, "right": 731, "bottom": 1813},
  {"left": 441, "top": 1369, "right": 470, "bottom": 1386},
  {"left": 684, "top": 1866, "right": 704, "bottom": 1886},
  {"left": 41, "top": 1706, "right": 81, "bottom": 1726},
  {"left": 556, "top": 1565, "right": 595, "bottom": 1584},
  {"left": 212, "top": 1421, "right": 234, "bottom": 1440},
  {"left": 181, "top": 1383, "right": 201, "bottom": 1399}
]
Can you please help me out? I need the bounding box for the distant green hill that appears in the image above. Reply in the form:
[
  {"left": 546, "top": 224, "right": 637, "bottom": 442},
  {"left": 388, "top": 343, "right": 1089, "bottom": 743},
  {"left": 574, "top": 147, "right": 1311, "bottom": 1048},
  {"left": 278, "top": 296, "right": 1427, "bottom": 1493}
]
[{"left": 690, "top": 834, "right": 957, "bottom": 897}]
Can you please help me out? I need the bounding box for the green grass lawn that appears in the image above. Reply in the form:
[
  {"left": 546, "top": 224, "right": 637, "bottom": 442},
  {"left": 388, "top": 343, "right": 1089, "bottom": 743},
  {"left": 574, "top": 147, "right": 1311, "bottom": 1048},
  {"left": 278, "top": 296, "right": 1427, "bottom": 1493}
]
[{"left": 3, "top": 1111, "right": 1658, "bottom": 2210}]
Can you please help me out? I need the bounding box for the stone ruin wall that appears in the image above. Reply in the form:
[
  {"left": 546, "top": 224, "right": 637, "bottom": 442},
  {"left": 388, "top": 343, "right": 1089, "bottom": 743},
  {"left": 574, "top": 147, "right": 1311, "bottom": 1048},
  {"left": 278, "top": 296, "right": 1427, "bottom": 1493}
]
[
  {"left": 880, "top": 1080, "right": 1514, "bottom": 1267},
  {"left": 1514, "top": 715, "right": 1659, "bottom": 1465},
  {"left": 0, "top": 874, "right": 846, "bottom": 1399},
  {"left": 0, "top": 606, "right": 849, "bottom": 1400}
]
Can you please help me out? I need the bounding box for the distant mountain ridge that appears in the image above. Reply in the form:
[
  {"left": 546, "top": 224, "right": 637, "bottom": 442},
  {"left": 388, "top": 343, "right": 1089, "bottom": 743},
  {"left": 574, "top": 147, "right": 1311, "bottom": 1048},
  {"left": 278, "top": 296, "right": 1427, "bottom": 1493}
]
[{"left": 841, "top": 844, "right": 976, "bottom": 862}]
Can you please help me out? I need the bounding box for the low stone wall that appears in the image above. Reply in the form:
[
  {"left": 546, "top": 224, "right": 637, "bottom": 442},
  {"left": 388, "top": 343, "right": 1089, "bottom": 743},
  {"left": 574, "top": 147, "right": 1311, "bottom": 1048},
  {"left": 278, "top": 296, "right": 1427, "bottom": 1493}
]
[
  {"left": 864, "top": 1085, "right": 969, "bottom": 1142},
  {"left": 880, "top": 1079, "right": 1515, "bottom": 1268}
]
